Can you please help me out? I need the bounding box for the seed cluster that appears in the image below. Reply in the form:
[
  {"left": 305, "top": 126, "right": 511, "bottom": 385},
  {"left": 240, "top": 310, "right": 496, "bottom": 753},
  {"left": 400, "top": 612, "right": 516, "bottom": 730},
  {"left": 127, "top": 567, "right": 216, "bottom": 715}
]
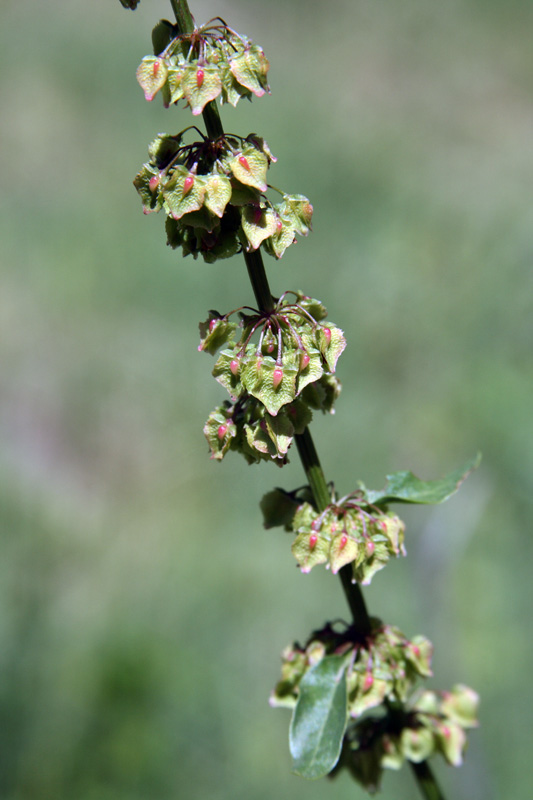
[
  {"left": 271, "top": 621, "right": 478, "bottom": 792},
  {"left": 136, "top": 18, "right": 270, "bottom": 113},
  {"left": 262, "top": 487, "right": 406, "bottom": 584},
  {"left": 134, "top": 131, "right": 312, "bottom": 262},
  {"left": 200, "top": 293, "right": 345, "bottom": 464}
]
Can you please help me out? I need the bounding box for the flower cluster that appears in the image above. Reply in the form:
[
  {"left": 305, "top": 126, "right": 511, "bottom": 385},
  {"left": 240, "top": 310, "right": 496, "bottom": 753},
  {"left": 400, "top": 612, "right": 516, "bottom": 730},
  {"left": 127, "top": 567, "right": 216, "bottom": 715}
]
[
  {"left": 136, "top": 18, "right": 270, "bottom": 114},
  {"left": 271, "top": 621, "right": 478, "bottom": 792},
  {"left": 270, "top": 621, "right": 433, "bottom": 717},
  {"left": 201, "top": 292, "right": 344, "bottom": 464},
  {"left": 134, "top": 132, "right": 312, "bottom": 262},
  {"left": 261, "top": 487, "right": 405, "bottom": 584},
  {"left": 334, "top": 685, "right": 479, "bottom": 792}
]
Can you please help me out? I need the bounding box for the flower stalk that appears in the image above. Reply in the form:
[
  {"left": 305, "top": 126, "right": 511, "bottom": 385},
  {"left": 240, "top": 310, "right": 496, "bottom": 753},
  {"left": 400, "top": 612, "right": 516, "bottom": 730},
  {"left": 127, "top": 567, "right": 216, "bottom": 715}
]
[{"left": 122, "top": 0, "right": 480, "bottom": 796}]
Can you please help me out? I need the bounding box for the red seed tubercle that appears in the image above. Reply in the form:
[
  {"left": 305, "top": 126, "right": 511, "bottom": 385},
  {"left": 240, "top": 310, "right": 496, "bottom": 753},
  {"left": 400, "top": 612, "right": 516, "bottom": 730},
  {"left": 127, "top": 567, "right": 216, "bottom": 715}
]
[
  {"left": 183, "top": 174, "right": 195, "bottom": 195},
  {"left": 272, "top": 367, "right": 283, "bottom": 389},
  {"left": 300, "top": 351, "right": 310, "bottom": 369},
  {"left": 363, "top": 672, "right": 374, "bottom": 692},
  {"left": 322, "top": 327, "right": 332, "bottom": 345},
  {"left": 238, "top": 155, "right": 251, "bottom": 171},
  {"left": 339, "top": 534, "right": 348, "bottom": 550},
  {"left": 148, "top": 174, "right": 160, "bottom": 192},
  {"left": 230, "top": 359, "right": 239, "bottom": 376},
  {"left": 196, "top": 68, "right": 204, "bottom": 88},
  {"left": 309, "top": 533, "right": 318, "bottom": 550},
  {"left": 217, "top": 424, "right": 227, "bottom": 440},
  {"left": 153, "top": 60, "right": 160, "bottom": 77}
]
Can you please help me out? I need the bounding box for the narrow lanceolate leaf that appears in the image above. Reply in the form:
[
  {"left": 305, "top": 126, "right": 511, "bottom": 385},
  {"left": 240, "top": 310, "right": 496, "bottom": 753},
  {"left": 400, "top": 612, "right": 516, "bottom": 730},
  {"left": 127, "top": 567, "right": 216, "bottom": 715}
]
[
  {"left": 363, "top": 452, "right": 482, "bottom": 506},
  {"left": 290, "top": 653, "right": 350, "bottom": 779}
]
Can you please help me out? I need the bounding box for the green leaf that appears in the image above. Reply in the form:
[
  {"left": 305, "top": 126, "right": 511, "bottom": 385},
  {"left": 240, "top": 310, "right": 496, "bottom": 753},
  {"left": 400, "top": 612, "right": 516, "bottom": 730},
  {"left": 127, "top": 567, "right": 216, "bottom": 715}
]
[
  {"left": 290, "top": 653, "right": 350, "bottom": 780},
  {"left": 151, "top": 20, "right": 176, "bottom": 56},
  {"left": 363, "top": 453, "right": 481, "bottom": 505},
  {"left": 260, "top": 488, "right": 300, "bottom": 529}
]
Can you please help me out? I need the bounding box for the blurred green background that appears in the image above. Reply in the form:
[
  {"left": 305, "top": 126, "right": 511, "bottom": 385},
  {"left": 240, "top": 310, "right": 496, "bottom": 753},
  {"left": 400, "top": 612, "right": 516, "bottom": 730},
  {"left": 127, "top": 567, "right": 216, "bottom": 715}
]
[{"left": 0, "top": 0, "right": 531, "bottom": 797}]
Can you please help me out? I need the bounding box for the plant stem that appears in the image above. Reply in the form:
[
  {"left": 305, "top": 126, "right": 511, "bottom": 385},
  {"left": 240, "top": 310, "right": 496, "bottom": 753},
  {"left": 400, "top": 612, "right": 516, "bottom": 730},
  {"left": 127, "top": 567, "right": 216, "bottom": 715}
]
[
  {"left": 410, "top": 761, "right": 447, "bottom": 800},
  {"left": 168, "top": 3, "right": 448, "bottom": 798},
  {"left": 295, "top": 428, "right": 372, "bottom": 636},
  {"left": 170, "top": 0, "right": 194, "bottom": 31},
  {"left": 170, "top": 0, "right": 225, "bottom": 138},
  {"left": 242, "top": 249, "right": 275, "bottom": 313},
  {"left": 294, "top": 426, "right": 330, "bottom": 511}
]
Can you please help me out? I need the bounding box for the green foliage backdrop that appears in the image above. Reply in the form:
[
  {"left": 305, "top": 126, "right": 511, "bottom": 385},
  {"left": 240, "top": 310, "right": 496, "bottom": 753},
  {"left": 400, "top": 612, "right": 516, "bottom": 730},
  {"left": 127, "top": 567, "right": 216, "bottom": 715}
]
[{"left": 0, "top": 0, "right": 531, "bottom": 797}]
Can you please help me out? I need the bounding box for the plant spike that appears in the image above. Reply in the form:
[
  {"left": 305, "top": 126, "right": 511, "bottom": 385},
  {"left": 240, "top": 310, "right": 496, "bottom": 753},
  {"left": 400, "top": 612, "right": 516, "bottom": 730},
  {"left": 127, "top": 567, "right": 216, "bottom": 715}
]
[{"left": 120, "top": 1, "right": 480, "bottom": 796}]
